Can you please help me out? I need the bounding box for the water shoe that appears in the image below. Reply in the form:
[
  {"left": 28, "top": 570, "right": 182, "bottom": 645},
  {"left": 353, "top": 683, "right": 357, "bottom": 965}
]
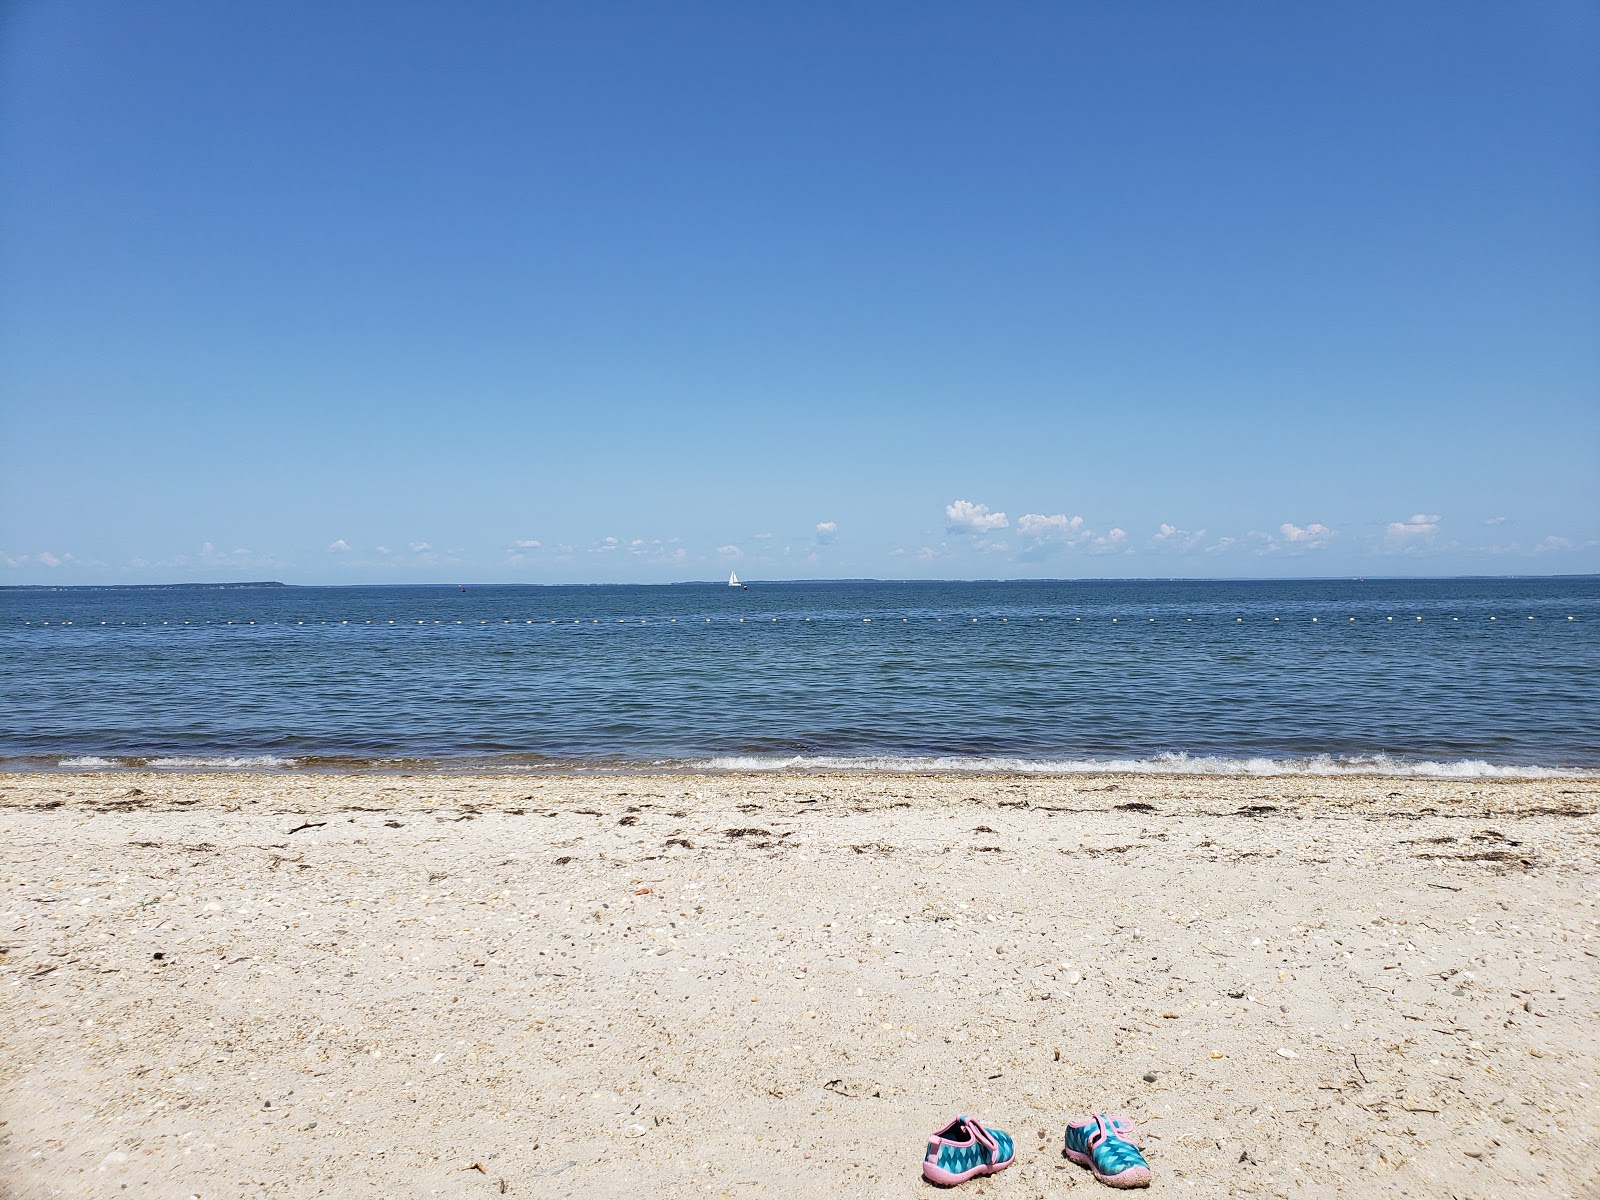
[
  {"left": 921, "top": 1115, "right": 1016, "bottom": 1186},
  {"left": 1064, "top": 1113, "right": 1151, "bottom": 1188}
]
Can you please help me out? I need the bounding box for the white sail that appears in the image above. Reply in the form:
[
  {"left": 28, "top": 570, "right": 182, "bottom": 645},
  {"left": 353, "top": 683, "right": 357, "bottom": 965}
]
[{"left": 728, "top": 570, "right": 740, "bottom": 587}]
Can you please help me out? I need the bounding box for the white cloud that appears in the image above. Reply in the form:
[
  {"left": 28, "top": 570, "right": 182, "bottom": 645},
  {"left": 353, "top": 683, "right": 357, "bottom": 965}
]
[
  {"left": 200, "top": 541, "right": 215, "bottom": 556},
  {"left": 946, "top": 499, "right": 1009, "bottom": 534},
  {"left": 1203, "top": 537, "right": 1237, "bottom": 555},
  {"left": 1484, "top": 516, "right": 1507, "bottom": 526},
  {"left": 717, "top": 544, "right": 743, "bottom": 558},
  {"left": 1386, "top": 514, "right": 1440, "bottom": 540},
  {"left": 1536, "top": 535, "right": 1574, "bottom": 552},
  {"left": 0, "top": 551, "right": 18, "bottom": 568},
  {"left": 327, "top": 539, "right": 351, "bottom": 553},
  {"left": 1280, "top": 522, "right": 1333, "bottom": 549},
  {"left": 815, "top": 521, "right": 838, "bottom": 544},
  {"left": 375, "top": 545, "right": 392, "bottom": 556},
  {"left": 754, "top": 532, "right": 774, "bottom": 541},
  {"left": 916, "top": 545, "right": 944, "bottom": 561},
  {"left": 409, "top": 541, "right": 432, "bottom": 553},
  {"left": 1153, "top": 523, "right": 1207, "bottom": 551},
  {"left": 1018, "top": 512, "right": 1085, "bottom": 542},
  {"left": 1081, "top": 528, "right": 1127, "bottom": 555},
  {"left": 513, "top": 539, "right": 541, "bottom": 549}
]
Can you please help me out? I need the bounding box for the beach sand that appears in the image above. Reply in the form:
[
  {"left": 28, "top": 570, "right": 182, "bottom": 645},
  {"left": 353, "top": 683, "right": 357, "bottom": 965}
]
[{"left": 2, "top": 771, "right": 1596, "bottom": 1198}]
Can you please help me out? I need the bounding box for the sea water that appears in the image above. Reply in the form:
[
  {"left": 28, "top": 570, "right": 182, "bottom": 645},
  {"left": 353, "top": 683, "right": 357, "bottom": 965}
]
[{"left": 2, "top": 577, "right": 1596, "bottom": 775}]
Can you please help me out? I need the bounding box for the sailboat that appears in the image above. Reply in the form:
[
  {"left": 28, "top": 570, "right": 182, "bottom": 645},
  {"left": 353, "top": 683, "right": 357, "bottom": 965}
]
[{"left": 727, "top": 570, "right": 741, "bottom": 587}]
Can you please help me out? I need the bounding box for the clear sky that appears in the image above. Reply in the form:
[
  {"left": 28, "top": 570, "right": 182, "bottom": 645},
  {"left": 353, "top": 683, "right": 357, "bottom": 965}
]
[{"left": 2, "top": 1, "right": 1596, "bottom": 584}]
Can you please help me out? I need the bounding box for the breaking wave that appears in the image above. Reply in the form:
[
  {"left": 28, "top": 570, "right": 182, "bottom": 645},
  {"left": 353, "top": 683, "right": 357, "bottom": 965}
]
[{"left": 688, "top": 751, "right": 1590, "bottom": 779}]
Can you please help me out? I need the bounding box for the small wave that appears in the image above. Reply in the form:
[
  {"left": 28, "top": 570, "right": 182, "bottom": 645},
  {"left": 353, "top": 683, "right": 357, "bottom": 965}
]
[
  {"left": 58, "top": 756, "right": 119, "bottom": 769},
  {"left": 689, "top": 751, "right": 1590, "bottom": 779},
  {"left": 145, "top": 755, "right": 300, "bottom": 770}
]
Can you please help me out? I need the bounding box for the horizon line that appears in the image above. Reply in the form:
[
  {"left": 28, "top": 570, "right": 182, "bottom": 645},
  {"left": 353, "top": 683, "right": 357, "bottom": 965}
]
[{"left": 5, "top": 572, "right": 1598, "bottom": 591}]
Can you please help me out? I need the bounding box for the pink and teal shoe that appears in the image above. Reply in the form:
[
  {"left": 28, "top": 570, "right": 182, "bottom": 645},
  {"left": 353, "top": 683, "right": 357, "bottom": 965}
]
[
  {"left": 1065, "top": 1114, "right": 1150, "bottom": 1188},
  {"left": 921, "top": 1115, "right": 1015, "bottom": 1186}
]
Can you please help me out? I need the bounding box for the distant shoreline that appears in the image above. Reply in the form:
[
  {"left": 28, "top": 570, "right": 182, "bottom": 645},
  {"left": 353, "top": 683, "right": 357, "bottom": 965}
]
[{"left": 4, "top": 573, "right": 1597, "bottom": 590}]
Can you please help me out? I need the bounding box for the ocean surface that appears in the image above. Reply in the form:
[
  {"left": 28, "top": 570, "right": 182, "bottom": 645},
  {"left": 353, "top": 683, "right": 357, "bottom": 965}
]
[{"left": 2, "top": 578, "right": 1597, "bottom": 777}]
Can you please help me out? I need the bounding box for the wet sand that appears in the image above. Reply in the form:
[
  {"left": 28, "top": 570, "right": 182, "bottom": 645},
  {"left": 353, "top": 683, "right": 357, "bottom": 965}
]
[{"left": 2, "top": 771, "right": 1597, "bottom": 1198}]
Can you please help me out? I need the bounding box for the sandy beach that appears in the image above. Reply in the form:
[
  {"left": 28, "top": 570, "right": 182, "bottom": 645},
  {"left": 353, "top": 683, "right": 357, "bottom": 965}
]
[{"left": 1, "top": 770, "right": 1596, "bottom": 1198}]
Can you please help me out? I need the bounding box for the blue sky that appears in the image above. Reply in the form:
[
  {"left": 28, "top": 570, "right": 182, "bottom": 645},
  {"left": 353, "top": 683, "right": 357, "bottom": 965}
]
[{"left": 2, "top": 1, "right": 1596, "bottom": 584}]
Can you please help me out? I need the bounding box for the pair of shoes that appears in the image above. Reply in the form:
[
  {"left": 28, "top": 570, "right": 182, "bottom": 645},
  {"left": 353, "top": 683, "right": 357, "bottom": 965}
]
[
  {"left": 1064, "top": 1114, "right": 1152, "bottom": 1188},
  {"left": 921, "top": 1115, "right": 1015, "bottom": 1185}
]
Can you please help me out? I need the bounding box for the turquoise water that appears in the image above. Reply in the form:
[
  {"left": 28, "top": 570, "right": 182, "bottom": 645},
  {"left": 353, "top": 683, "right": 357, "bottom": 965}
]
[{"left": 2, "top": 577, "right": 1596, "bottom": 775}]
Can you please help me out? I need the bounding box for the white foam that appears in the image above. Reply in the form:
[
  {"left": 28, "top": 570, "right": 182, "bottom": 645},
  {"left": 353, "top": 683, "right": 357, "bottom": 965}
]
[
  {"left": 689, "top": 751, "right": 1590, "bottom": 779},
  {"left": 145, "top": 756, "right": 300, "bottom": 770},
  {"left": 58, "top": 756, "right": 118, "bottom": 769}
]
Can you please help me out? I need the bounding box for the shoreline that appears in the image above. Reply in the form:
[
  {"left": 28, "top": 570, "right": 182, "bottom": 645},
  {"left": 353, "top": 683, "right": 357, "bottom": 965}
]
[
  {"left": 3, "top": 771, "right": 1596, "bottom": 1197},
  {"left": 12, "top": 757, "right": 1600, "bottom": 781}
]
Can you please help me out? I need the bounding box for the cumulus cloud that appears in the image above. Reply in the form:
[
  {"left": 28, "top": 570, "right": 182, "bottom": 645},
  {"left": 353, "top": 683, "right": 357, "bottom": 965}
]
[
  {"left": 1153, "top": 523, "right": 1207, "bottom": 551},
  {"left": 1083, "top": 528, "right": 1127, "bottom": 555},
  {"left": 717, "top": 544, "right": 743, "bottom": 558},
  {"left": 1203, "top": 537, "right": 1237, "bottom": 555},
  {"left": 36, "top": 551, "right": 63, "bottom": 568},
  {"left": 1484, "top": 516, "right": 1507, "bottom": 526},
  {"left": 513, "top": 539, "right": 541, "bottom": 549},
  {"left": 815, "top": 521, "right": 838, "bottom": 544},
  {"left": 1009, "top": 512, "right": 1132, "bottom": 561},
  {"left": 1280, "top": 522, "right": 1333, "bottom": 549},
  {"left": 409, "top": 541, "right": 432, "bottom": 553},
  {"left": 1536, "top": 535, "right": 1574, "bottom": 552},
  {"left": 1386, "top": 514, "right": 1440, "bottom": 540},
  {"left": 1018, "top": 513, "right": 1085, "bottom": 542},
  {"left": 917, "top": 546, "right": 941, "bottom": 561},
  {"left": 327, "top": 539, "right": 351, "bottom": 553},
  {"left": 945, "top": 500, "right": 1009, "bottom": 534}
]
